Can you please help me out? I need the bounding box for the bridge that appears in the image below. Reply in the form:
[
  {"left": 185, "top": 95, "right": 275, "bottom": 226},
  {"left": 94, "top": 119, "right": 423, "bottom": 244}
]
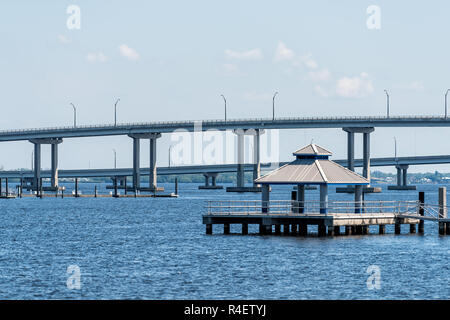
[
  {"left": 0, "top": 154, "right": 449, "bottom": 188},
  {"left": 2, "top": 115, "right": 450, "bottom": 193}
]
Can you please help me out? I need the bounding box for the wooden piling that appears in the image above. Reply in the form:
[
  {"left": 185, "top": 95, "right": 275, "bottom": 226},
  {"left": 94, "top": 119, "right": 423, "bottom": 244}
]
[
  {"left": 206, "top": 224, "right": 212, "bottom": 235},
  {"left": 224, "top": 223, "right": 230, "bottom": 235},
  {"left": 395, "top": 221, "right": 401, "bottom": 234},
  {"left": 327, "top": 227, "right": 334, "bottom": 236},
  {"left": 264, "top": 225, "right": 272, "bottom": 235},
  {"left": 379, "top": 225, "right": 385, "bottom": 234},
  {"left": 418, "top": 191, "right": 425, "bottom": 234},
  {"left": 175, "top": 178, "right": 178, "bottom": 195},
  {"left": 299, "top": 224, "right": 307, "bottom": 236},
  {"left": 242, "top": 223, "right": 248, "bottom": 235},
  {"left": 291, "top": 224, "right": 298, "bottom": 234},
  {"left": 283, "top": 224, "right": 290, "bottom": 235},
  {"left": 318, "top": 224, "right": 326, "bottom": 237},
  {"left": 334, "top": 226, "right": 341, "bottom": 236},
  {"left": 345, "top": 226, "right": 352, "bottom": 235},
  {"left": 439, "top": 187, "right": 447, "bottom": 235},
  {"left": 410, "top": 224, "right": 416, "bottom": 234},
  {"left": 274, "top": 224, "right": 281, "bottom": 235},
  {"left": 75, "top": 178, "right": 79, "bottom": 197},
  {"left": 5, "top": 178, "right": 8, "bottom": 196},
  {"left": 94, "top": 185, "right": 98, "bottom": 198},
  {"left": 259, "top": 224, "right": 264, "bottom": 234}
]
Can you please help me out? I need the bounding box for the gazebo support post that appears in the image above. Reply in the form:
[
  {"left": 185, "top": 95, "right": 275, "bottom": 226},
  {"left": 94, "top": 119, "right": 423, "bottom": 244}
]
[
  {"left": 320, "top": 184, "right": 328, "bottom": 214},
  {"left": 297, "top": 184, "right": 305, "bottom": 213},
  {"left": 261, "top": 184, "right": 270, "bottom": 213},
  {"left": 355, "top": 185, "right": 363, "bottom": 214}
]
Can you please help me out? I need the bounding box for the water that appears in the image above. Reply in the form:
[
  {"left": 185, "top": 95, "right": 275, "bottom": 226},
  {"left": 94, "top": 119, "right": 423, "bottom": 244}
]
[{"left": 0, "top": 182, "right": 449, "bottom": 299}]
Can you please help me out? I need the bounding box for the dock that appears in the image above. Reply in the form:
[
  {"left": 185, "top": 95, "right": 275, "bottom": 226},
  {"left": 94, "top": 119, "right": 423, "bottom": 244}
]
[{"left": 202, "top": 190, "right": 450, "bottom": 236}]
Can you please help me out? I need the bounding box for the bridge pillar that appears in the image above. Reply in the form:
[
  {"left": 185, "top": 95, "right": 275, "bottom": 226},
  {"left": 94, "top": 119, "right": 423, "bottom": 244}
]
[
  {"left": 388, "top": 164, "right": 416, "bottom": 190},
  {"left": 132, "top": 137, "right": 141, "bottom": 191},
  {"left": 149, "top": 133, "right": 163, "bottom": 191},
  {"left": 29, "top": 138, "right": 62, "bottom": 192},
  {"left": 338, "top": 128, "right": 380, "bottom": 194},
  {"left": 226, "top": 129, "right": 264, "bottom": 192},
  {"left": 199, "top": 172, "right": 223, "bottom": 189},
  {"left": 33, "top": 143, "right": 41, "bottom": 192}
]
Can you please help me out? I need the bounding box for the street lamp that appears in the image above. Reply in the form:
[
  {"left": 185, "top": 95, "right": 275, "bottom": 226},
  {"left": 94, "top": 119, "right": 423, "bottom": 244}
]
[
  {"left": 221, "top": 94, "right": 226, "bottom": 122},
  {"left": 384, "top": 90, "right": 389, "bottom": 118},
  {"left": 394, "top": 137, "right": 397, "bottom": 160},
  {"left": 445, "top": 89, "right": 450, "bottom": 119},
  {"left": 168, "top": 146, "right": 172, "bottom": 167},
  {"left": 112, "top": 148, "right": 117, "bottom": 169},
  {"left": 272, "top": 91, "right": 278, "bottom": 121},
  {"left": 70, "top": 103, "right": 77, "bottom": 127},
  {"left": 114, "top": 98, "right": 120, "bottom": 126}
]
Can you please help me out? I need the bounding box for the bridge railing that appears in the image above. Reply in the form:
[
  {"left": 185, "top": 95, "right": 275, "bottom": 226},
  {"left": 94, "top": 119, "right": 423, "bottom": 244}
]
[
  {"left": 205, "top": 200, "right": 419, "bottom": 216},
  {"left": 0, "top": 115, "right": 448, "bottom": 135}
]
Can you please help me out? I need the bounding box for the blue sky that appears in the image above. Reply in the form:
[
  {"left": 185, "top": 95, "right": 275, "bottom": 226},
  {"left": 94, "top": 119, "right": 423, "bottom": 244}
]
[{"left": 1, "top": 1, "right": 450, "bottom": 173}]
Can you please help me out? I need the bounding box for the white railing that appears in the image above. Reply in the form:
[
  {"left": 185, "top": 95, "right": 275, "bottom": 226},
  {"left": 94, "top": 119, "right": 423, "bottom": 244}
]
[
  {"left": 205, "top": 200, "right": 419, "bottom": 216},
  {"left": 0, "top": 115, "right": 447, "bottom": 135}
]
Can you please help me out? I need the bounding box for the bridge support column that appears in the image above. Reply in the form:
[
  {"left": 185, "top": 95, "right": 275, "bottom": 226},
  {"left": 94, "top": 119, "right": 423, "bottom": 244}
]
[
  {"left": 338, "top": 128, "right": 380, "bottom": 194},
  {"left": 29, "top": 138, "right": 63, "bottom": 192},
  {"left": 132, "top": 137, "right": 141, "bottom": 191},
  {"left": 226, "top": 129, "right": 264, "bottom": 192},
  {"left": 199, "top": 172, "right": 223, "bottom": 189},
  {"left": 33, "top": 143, "right": 41, "bottom": 192},
  {"left": 149, "top": 133, "right": 162, "bottom": 192},
  {"left": 388, "top": 165, "right": 416, "bottom": 190}
]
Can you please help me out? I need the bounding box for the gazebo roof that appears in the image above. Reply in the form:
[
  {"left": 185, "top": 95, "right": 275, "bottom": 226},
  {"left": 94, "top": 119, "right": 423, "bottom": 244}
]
[
  {"left": 293, "top": 144, "right": 332, "bottom": 156},
  {"left": 255, "top": 144, "right": 369, "bottom": 185}
]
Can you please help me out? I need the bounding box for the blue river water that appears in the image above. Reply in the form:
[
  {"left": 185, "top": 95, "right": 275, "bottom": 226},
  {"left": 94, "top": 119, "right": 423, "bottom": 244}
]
[{"left": 0, "top": 182, "right": 448, "bottom": 299}]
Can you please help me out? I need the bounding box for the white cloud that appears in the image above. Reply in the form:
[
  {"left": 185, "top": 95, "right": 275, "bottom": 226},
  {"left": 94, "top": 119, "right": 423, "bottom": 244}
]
[
  {"left": 299, "top": 54, "right": 318, "bottom": 69},
  {"left": 274, "top": 42, "right": 295, "bottom": 62},
  {"left": 222, "top": 63, "right": 243, "bottom": 76},
  {"left": 57, "top": 35, "right": 70, "bottom": 44},
  {"left": 86, "top": 52, "right": 108, "bottom": 63},
  {"left": 314, "top": 85, "right": 330, "bottom": 97},
  {"left": 225, "top": 48, "right": 263, "bottom": 60},
  {"left": 119, "top": 44, "right": 140, "bottom": 61},
  {"left": 243, "top": 92, "right": 272, "bottom": 102},
  {"left": 309, "top": 69, "right": 331, "bottom": 82},
  {"left": 409, "top": 81, "right": 424, "bottom": 90},
  {"left": 335, "top": 72, "right": 374, "bottom": 98}
]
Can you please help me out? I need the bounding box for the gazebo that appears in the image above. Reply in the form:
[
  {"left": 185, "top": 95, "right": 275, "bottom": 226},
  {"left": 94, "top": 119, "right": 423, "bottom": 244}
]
[{"left": 254, "top": 143, "right": 370, "bottom": 214}]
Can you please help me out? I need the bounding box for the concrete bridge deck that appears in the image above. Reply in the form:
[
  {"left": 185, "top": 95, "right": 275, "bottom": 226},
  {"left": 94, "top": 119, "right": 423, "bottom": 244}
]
[
  {"left": 1, "top": 115, "right": 450, "bottom": 141},
  {"left": 0, "top": 154, "right": 449, "bottom": 179}
]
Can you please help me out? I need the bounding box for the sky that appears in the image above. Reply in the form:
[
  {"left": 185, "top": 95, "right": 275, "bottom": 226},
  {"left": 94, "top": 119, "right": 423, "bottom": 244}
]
[{"left": 1, "top": 1, "right": 450, "bottom": 173}]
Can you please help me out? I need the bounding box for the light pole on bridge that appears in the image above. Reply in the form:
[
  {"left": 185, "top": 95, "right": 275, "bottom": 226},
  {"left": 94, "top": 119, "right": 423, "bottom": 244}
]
[
  {"left": 69, "top": 103, "right": 77, "bottom": 127},
  {"left": 221, "top": 94, "right": 226, "bottom": 122},
  {"left": 384, "top": 90, "right": 389, "bottom": 118},
  {"left": 272, "top": 91, "right": 278, "bottom": 121},
  {"left": 114, "top": 98, "right": 120, "bottom": 126},
  {"left": 112, "top": 149, "right": 117, "bottom": 169},
  {"left": 445, "top": 89, "right": 449, "bottom": 119}
]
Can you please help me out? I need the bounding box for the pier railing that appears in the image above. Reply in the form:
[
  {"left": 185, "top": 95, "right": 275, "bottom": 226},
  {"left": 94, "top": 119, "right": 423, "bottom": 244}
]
[{"left": 205, "top": 200, "right": 419, "bottom": 216}]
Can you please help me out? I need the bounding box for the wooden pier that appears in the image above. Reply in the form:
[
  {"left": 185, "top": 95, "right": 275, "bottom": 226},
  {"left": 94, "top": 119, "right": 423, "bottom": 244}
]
[{"left": 203, "top": 190, "right": 450, "bottom": 237}]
